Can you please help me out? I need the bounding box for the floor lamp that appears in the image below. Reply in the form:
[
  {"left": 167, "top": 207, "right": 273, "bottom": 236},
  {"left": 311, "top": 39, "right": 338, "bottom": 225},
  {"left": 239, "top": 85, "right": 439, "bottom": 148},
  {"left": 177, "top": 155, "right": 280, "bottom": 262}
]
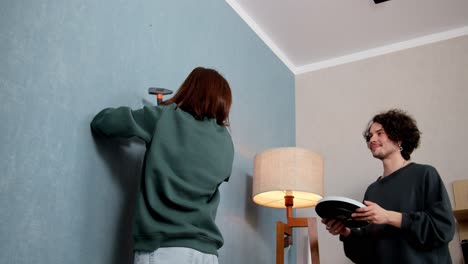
[{"left": 253, "top": 147, "right": 323, "bottom": 264}]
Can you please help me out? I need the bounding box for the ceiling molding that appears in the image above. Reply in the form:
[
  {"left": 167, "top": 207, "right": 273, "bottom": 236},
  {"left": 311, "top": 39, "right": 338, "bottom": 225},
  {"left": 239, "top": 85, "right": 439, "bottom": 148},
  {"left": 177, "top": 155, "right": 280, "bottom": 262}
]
[
  {"left": 296, "top": 26, "right": 468, "bottom": 74},
  {"left": 226, "top": 1, "right": 468, "bottom": 76}
]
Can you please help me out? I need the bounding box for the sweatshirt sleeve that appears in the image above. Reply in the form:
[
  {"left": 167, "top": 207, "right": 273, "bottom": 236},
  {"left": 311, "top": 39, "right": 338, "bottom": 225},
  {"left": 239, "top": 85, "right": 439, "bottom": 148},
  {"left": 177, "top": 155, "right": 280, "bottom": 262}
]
[
  {"left": 341, "top": 191, "right": 374, "bottom": 263},
  {"left": 341, "top": 228, "right": 371, "bottom": 263},
  {"left": 90, "top": 106, "right": 162, "bottom": 144},
  {"left": 400, "top": 166, "right": 455, "bottom": 250}
]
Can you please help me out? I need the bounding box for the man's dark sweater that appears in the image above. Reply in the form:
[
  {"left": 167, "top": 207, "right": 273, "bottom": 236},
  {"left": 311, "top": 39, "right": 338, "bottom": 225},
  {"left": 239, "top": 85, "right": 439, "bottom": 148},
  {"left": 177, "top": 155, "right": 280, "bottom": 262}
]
[{"left": 341, "top": 163, "right": 455, "bottom": 263}]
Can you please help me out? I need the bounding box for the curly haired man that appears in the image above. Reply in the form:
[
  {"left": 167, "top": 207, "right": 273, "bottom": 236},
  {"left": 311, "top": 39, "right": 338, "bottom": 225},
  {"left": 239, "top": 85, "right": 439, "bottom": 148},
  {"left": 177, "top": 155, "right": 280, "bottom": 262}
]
[{"left": 322, "top": 109, "right": 455, "bottom": 264}]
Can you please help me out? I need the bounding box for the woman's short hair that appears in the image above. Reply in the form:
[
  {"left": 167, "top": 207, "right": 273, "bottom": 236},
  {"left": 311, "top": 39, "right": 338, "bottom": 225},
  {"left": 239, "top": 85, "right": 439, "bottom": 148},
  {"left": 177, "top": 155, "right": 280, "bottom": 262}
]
[
  {"left": 162, "top": 67, "right": 232, "bottom": 126},
  {"left": 363, "top": 109, "right": 421, "bottom": 160}
]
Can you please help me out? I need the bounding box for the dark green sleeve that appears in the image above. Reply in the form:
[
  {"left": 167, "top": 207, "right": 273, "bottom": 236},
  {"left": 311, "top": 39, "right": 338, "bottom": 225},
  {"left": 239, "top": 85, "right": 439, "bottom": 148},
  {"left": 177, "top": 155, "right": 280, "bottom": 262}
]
[
  {"left": 90, "top": 106, "right": 162, "bottom": 144},
  {"left": 400, "top": 166, "right": 455, "bottom": 250}
]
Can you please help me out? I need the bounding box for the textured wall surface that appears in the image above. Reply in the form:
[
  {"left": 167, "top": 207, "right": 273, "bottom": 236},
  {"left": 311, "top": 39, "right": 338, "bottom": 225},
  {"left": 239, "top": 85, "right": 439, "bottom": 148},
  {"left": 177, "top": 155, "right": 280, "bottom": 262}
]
[{"left": 0, "top": 1, "right": 295, "bottom": 263}]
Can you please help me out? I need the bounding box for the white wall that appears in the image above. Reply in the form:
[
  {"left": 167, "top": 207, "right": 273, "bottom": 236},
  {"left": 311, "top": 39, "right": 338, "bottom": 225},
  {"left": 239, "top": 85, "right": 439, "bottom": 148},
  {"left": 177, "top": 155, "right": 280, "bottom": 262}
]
[{"left": 295, "top": 35, "right": 468, "bottom": 264}]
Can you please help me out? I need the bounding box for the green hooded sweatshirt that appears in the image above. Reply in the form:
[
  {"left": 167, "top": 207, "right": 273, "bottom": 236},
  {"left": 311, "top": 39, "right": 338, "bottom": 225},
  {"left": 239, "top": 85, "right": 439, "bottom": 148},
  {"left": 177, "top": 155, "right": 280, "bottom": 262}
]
[{"left": 91, "top": 103, "right": 234, "bottom": 256}]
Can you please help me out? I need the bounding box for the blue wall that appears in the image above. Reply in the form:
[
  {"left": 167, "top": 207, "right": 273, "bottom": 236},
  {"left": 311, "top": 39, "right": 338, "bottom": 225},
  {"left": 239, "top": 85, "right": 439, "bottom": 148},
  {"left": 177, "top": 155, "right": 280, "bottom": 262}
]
[{"left": 0, "top": 1, "right": 295, "bottom": 263}]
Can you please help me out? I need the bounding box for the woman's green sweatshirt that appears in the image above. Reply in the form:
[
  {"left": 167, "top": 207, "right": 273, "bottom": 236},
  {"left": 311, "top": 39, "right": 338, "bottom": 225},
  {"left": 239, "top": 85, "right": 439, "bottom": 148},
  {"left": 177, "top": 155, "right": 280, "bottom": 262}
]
[{"left": 91, "top": 103, "right": 234, "bottom": 256}]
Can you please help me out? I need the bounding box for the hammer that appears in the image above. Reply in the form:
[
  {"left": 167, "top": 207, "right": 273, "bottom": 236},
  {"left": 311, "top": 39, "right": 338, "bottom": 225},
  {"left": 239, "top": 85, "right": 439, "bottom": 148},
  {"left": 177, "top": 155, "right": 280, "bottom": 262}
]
[{"left": 148, "top": 87, "right": 173, "bottom": 105}]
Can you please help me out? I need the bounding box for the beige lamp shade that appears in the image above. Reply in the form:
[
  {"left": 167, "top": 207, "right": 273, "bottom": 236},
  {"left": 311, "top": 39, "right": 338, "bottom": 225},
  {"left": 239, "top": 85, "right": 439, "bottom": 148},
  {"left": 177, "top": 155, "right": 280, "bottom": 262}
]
[{"left": 253, "top": 147, "right": 323, "bottom": 208}]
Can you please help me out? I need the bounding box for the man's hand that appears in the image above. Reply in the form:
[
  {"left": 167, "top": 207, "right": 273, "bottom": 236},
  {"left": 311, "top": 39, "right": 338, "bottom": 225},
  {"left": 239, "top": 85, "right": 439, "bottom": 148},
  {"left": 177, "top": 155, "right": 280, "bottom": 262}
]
[
  {"left": 321, "top": 218, "right": 351, "bottom": 237},
  {"left": 352, "top": 200, "right": 402, "bottom": 228}
]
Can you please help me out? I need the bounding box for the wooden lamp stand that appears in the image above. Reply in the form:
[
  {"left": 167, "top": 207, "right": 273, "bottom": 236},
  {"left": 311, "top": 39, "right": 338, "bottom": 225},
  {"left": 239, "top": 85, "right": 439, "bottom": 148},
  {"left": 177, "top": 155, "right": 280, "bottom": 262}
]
[{"left": 276, "top": 196, "right": 320, "bottom": 264}]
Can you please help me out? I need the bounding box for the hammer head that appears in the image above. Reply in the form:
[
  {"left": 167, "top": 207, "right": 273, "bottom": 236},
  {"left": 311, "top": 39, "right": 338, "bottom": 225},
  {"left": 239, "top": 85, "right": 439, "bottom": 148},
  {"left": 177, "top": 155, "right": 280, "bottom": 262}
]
[
  {"left": 148, "top": 87, "right": 173, "bottom": 95},
  {"left": 148, "top": 87, "right": 173, "bottom": 105}
]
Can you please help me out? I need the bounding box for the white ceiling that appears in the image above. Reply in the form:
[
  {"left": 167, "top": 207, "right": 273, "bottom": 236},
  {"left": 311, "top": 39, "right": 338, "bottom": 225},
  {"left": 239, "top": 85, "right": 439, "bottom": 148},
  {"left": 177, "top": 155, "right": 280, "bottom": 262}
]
[{"left": 226, "top": 0, "right": 468, "bottom": 74}]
